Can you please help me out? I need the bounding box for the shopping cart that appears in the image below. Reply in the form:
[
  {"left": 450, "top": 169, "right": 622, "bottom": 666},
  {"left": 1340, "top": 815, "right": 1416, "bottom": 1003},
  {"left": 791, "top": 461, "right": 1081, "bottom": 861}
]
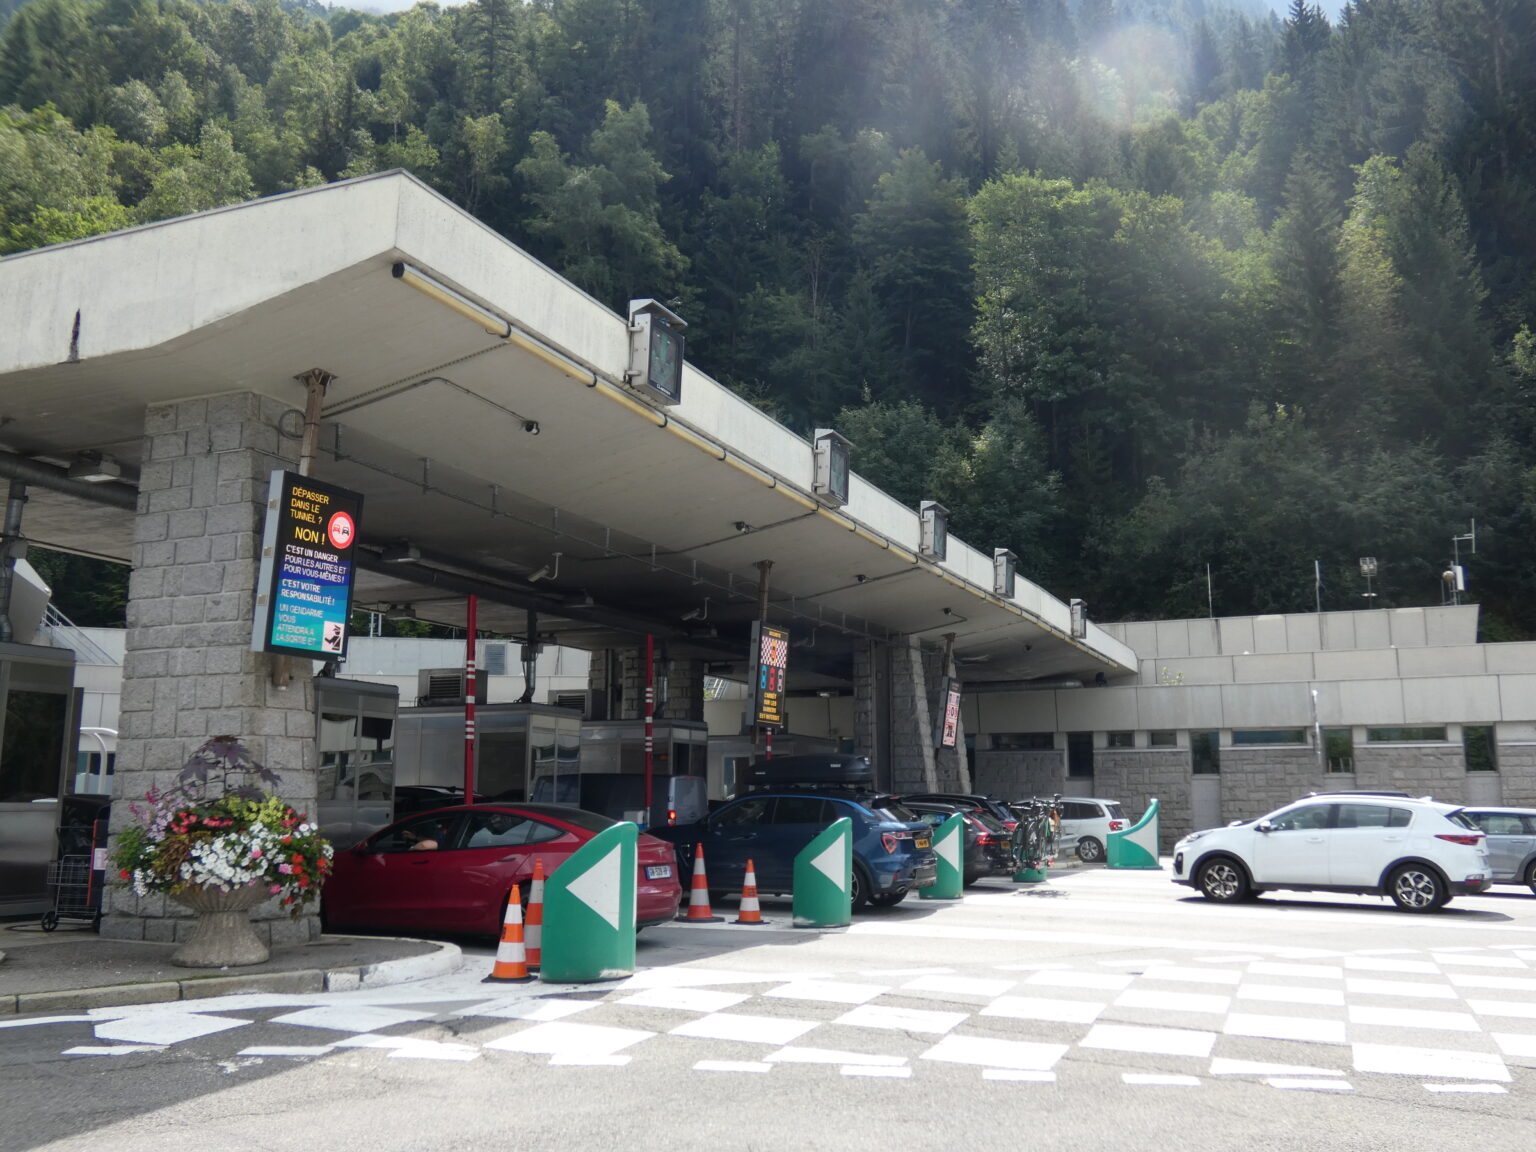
[{"left": 42, "top": 804, "right": 109, "bottom": 931}]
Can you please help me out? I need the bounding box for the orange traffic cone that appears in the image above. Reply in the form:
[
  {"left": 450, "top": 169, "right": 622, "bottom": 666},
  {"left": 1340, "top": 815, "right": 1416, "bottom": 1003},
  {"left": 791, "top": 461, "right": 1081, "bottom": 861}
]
[
  {"left": 525, "top": 859, "right": 546, "bottom": 969},
  {"left": 483, "top": 884, "right": 535, "bottom": 983},
  {"left": 678, "top": 843, "right": 724, "bottom": 922},
  {"left": 734, "top": 858, "right": 766, "bottom": 924}
]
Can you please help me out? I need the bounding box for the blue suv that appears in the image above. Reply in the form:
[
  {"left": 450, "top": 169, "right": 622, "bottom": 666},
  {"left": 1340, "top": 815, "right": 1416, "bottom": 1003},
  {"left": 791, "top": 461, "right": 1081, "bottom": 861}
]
[{"left": 652, "top": 789, "right": 938, "bottom": 908}]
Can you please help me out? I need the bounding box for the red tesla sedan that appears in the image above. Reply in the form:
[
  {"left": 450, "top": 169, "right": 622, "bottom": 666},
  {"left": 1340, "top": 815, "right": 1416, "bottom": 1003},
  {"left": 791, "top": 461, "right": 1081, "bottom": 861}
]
[{"left": 323, "top": 803, "right": 683, "bottom": 937}]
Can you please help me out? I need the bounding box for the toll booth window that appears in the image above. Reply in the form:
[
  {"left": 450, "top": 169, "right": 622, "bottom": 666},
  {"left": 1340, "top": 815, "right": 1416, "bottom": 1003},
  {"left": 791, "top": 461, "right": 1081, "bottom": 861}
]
[{"left": 0, "top": 690, "right": 67, "bottom": 802}]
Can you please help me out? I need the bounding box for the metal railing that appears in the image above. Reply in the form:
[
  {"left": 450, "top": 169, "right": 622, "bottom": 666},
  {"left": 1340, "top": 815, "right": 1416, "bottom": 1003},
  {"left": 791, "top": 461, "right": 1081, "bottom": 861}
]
[{"left": 39, "top": 604, "right": 121, "bottom": 666}]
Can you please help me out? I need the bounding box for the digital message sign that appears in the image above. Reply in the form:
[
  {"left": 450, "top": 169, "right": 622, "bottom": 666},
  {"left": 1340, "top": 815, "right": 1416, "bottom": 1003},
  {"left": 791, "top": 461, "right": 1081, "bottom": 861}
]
[
  {"left": 252, "top": 471, "right": 363, "bottom": 659},
  {"left": 751, "top": 623, "right": 789, "bottom": 730}
]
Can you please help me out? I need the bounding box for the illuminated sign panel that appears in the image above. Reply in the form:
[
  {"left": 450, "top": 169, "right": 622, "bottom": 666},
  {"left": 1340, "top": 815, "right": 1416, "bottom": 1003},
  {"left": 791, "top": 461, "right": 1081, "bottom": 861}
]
[
  {"left": 751, "top": 623, "right": 790, "bottom": 729},
  {"left": 252, "top": 471, "right": 363, "bottom": 659}
]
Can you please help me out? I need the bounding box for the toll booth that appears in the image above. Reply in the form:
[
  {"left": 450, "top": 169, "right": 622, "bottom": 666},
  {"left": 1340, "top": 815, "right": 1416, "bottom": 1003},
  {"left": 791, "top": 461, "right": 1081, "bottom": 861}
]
[
  {"left": 0, "top": 642, "right": 80, "bottom": 916},
  {"left": 708, "top": 733, "right": 838, "bottom": 801},
  {"left": 393, "top": 701, "right": 583, "bottom": 809},
  {"left": 315, "top": 677, "right": 400, "bottom": 849},
  {"left": 580, "top": 718, "right": 710, "bottom": 789}
]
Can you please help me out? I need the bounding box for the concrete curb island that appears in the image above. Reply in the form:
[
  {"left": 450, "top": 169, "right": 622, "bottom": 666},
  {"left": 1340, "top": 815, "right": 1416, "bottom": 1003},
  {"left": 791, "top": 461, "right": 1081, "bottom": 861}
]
[{"left": 0, "top": 932, "right": 463, "bottom": 1016}]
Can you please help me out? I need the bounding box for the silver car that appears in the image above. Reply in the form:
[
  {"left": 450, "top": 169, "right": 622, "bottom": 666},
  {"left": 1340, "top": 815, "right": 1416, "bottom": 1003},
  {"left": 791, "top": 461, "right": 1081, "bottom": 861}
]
[{"left": 1461, "top": 808, "right": 1536, "bottom": 893}]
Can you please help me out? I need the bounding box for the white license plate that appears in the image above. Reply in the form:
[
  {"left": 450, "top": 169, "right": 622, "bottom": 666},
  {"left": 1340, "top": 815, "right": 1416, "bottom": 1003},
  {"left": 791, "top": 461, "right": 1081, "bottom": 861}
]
[{"left": 646, "top": 865, "right": 673, "bottom": 880}]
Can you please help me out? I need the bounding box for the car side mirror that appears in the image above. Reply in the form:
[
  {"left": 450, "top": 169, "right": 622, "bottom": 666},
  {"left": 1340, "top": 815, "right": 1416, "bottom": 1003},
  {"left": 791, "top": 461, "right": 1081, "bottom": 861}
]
[{"left": 1255, "top": 820, "right": 1273, "bottom": 833}]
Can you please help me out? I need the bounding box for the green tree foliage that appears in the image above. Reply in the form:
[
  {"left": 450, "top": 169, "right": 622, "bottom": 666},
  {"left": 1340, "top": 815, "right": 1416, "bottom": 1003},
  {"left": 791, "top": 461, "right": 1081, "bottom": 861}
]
[{"left": 0, "top": 0, "right": 1533, "bottom": 634}]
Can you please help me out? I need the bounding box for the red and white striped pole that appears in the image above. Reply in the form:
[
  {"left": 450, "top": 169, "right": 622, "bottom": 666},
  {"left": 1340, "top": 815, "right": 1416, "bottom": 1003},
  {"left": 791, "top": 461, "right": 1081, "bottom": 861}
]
[
  {"left": 464, "top": 593, "right": 477, "bottom": 803},
  {"left": 643, "top": 633, "right": 655, "bottom": 823}
]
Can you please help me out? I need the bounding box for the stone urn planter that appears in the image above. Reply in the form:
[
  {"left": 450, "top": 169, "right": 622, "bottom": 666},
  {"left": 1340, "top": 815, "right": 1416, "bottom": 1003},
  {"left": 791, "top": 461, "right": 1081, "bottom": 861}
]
[
  {"left": 170, "top": 884, "right": 272, "bottom": 968},
  {"left": 114, "top": 737, "right": 333, "bottom": 964}
]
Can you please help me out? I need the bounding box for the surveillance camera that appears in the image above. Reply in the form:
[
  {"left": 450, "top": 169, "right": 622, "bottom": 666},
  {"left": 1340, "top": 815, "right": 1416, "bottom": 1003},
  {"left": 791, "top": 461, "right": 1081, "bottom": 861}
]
[
  {"left": 523, "top": 420, "right": 540, "bottom": 435},
  {"left": 855, "top": 574, "right": 867, "bottom": 584}
]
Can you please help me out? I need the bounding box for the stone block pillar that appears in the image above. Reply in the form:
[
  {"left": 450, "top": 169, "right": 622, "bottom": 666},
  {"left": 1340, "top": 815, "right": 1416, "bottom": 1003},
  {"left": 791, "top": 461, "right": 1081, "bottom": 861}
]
[
  {"left": 586, "top": 646, "right": 705, "bottom": 723},
  {"left": 105, "top": 392, "right": 320, "bottom": 946},
  {"left": 853, "top": 638, "right": 970, "bottom": 794}
]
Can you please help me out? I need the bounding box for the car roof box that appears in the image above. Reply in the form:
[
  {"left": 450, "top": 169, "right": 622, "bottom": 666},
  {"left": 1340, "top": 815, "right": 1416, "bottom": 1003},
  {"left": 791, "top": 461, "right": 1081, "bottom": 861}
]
[{"left": 745, "top": 754, "right": 874, "bottom": 791}]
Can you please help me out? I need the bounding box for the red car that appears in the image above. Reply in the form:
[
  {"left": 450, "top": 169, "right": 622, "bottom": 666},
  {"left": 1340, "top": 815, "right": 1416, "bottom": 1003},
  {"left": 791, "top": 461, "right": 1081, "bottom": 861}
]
[{"left": 323, "top": 803, "right": 683, "bottom": 937}]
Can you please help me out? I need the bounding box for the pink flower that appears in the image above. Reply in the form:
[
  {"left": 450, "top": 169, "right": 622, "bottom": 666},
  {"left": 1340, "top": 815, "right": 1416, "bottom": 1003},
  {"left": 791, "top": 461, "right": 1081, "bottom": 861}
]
[
  {"left": 250, "top": 848, "right": 263, "bottom": 858},
  {"left": 269, "top": 883, "right": 283, "bottom": 895},
  {"left": 278, "top": 864, "right": 293, "bottom": 874}
]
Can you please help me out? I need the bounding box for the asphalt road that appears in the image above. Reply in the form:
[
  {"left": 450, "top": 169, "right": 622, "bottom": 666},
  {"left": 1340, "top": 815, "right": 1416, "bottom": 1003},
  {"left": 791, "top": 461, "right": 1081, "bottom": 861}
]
[{"left": 5, "top": 867, "right": 1536, "bottom": 1152}]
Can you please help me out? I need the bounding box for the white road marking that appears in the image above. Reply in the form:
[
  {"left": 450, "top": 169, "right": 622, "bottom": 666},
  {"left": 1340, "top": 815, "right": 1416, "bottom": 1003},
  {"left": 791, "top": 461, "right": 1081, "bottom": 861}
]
[
  {"left": 1466, "top": 999, "right": 1536, "bottom": 1020},
  {"left": 834, "top": 1004, "right": 969, "bottom": 1034},
  {"left": 1081, "top": 1024, "right": 1216, "bottom": 1058},
  {"left": 694, "top": 1060, "right": 771, "bottom": 1073},
  {"left": 1123, "top": 1073, "right": 1200, "bottom": 1086},
  {"left": 669, "top": 1013, "right": 819, "bottom": 1045},
  {"left": 1343, "top": 957, "right": 1439, "bottom": 975},
  {"left": 238, "top": 1045, "right": 334, "bottom": 1057},
  {"left": 1424, "top": 1083, "right": 1507, "bottom": 1094},
  {"left": 1209, "top": 1058, "right": 1344, "bottom": 1077},
  {"left": 1247, "top": 962, "right": 1344, "bottom": 981},
  {"left": 1237, "top": 983, "right": 1345, "bottom": 1007},
  {"left": 920, "top": 1034, "right": 1067, "bottom": 1070},
  {"left": 485, "top": 1022, "right": 654, "bottom": 1058},
  {"left": 764, "top": 980, "right": 887, "bottom": 1005},
  {"left": 94, "top": 1014, "right": 251, "bottom": 1045},
  {"left": 1344, "top": 978, "right": 1457, "bottom": 1001},
  {"left": 981, "top": 1069, "right": 1056, "bottom": 1082},
  {"left": 1447, "top": 973, "right": 1536, "bottom": 992},
  {"left": 455, "top": 998, "right": 598, "bottom": 1021},
  {"left": 1115, "top": 989, "right": 1231, "bottom": 1014},
  {"left": 63, "top": 1046, "right": 165, "bottom": 1056},
  {"left": 1224, "top": 1014, "right": 1347, "bottom": 1045},
  {"left": 617, "top": 988, "right": 752, "bottom": 1013},
  {"left": 268, "top": 1005, "right": 435, "bottom": 1033},
  {"left": 1024, "top": 970, "right": 1134, "bottom": 991},
  {"left": 1139, "top": 966, "right": 1244, "bottom": 986},
  {"left": 1431, "top": 953, "right": 1527, "bottom": 969},
  {"left": 1347, "top": 1005, "right": 1479, "bottom": 1032},
  {"left": 1352, "top": 1042, "right": 1510, "bottom": 1081},
  {"left": 901, "top": 975, "right": 1016, "bottom": 998},
  {"left": 767, "top": 1047, "right": 905, "bottom": 1066},
  {"left": 981, "top": 996, "right": 1106, "bottom": 1024},
  {"left": 1267, "top": 1078, "right": 1352, "bottom": 1091}
]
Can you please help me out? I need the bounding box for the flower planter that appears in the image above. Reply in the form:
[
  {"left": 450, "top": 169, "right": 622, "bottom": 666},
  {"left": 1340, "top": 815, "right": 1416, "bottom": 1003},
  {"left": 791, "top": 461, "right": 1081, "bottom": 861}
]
[{"left": 170, "top": 883, "right": 272, "bottom": 968}]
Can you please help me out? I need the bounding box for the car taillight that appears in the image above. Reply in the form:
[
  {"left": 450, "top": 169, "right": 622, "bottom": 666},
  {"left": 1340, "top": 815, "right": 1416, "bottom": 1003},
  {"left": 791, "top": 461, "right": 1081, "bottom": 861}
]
[
  {"left": 1002, "top": 821, "right": 1019, "bottom": 831},
  {"left": 882, "top": 833, "right": 899, "bottom": 853},
  {"left": 1437, "top": 833, "right": 1484, "bottom": 846},
  {"left": 975, "top": 832, "right": 993, "bottom": 845},
  {"left": 667, "top": 809, "right": 677, "bottom": 825},
  {"left": 1109, "top": 821, "right": 1124, "bottom": 832}
]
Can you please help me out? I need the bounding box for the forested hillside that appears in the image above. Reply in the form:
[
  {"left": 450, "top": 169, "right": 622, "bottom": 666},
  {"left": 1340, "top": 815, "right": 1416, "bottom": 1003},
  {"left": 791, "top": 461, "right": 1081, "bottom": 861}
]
[{"left": 2, "top": 0, "right": 1534, "bottom": 637}]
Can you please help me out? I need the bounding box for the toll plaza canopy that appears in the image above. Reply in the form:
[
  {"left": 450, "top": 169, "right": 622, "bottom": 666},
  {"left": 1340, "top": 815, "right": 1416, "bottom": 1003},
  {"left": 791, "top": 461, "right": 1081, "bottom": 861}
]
[{"left": 0, "top": 171, "right": 1135, "bottom": 690}]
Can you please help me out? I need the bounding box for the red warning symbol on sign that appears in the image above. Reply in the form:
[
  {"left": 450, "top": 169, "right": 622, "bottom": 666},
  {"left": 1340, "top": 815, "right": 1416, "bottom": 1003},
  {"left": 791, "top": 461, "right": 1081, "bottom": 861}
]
[{"left": 327, "top": 510, "right": 356, "bottom": 550}]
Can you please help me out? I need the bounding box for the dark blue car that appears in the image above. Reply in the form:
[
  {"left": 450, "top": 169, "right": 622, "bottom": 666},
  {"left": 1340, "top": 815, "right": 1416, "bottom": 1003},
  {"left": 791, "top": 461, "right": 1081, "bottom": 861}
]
[{"left": 651, "top": 789, "right": 938, "bottom": 908}]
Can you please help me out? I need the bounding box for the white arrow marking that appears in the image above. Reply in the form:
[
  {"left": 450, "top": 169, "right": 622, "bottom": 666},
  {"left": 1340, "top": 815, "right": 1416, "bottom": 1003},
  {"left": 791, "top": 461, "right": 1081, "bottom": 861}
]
[
  {"left": 810, "top": 838, "right": 846, "bottom": 891},
  {"left": 938, "top": 824, "right": 962, "bottom": 871},
  {"left": 567, "top": 844, "right": 623, "bottom": 930}
]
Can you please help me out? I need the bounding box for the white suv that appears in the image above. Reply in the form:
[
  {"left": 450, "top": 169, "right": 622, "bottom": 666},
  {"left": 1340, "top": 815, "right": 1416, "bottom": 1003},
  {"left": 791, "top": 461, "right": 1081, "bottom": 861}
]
[
  {"left": 1057, "top": 798, "right": 1127, "bottom": 863},
  {"left": 1172, "top": 794, "right": 1491, "bottom": 913}
]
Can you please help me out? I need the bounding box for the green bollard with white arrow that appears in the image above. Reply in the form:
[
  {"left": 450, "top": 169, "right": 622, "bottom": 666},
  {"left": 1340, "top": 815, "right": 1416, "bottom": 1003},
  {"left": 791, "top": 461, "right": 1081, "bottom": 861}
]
[
  {"left": 920, "top": 813, "right": 965, "bottom": 900},
  {"left": 539, "top": 821, "right": 637, "bottom": 983},
  {"left": 792, "top": 816, "right": 852, "bottom": 928}
]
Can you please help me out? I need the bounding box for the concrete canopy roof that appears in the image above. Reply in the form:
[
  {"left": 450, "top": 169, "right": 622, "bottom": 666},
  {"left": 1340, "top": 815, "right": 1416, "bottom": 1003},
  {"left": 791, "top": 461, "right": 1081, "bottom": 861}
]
[{"left": 0, "top": 171, "right": 1135, "bottom": 689}]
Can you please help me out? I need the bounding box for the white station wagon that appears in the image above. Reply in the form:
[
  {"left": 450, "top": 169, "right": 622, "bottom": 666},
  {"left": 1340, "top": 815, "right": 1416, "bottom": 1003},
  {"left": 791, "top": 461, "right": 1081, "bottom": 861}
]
[{"left": 1172, "top": 793, "right": 1491, "bottom": 913}]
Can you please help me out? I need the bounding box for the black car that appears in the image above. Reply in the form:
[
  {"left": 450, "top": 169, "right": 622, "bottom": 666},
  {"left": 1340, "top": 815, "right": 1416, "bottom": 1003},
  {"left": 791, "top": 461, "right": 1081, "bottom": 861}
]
[
  {"left": 649, "top": 787, "right": 938, "bottom": 909},
  {"left": 903, "top": 800, "right": 1016, "bottom": 885},
  {"left": 903, "top": 792, "right": 1020, "bottom": 831}
]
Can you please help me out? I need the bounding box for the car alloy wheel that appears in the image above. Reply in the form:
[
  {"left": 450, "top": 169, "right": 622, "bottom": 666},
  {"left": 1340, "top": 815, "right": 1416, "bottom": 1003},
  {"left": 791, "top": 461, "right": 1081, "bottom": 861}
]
[
  {"left": 850, "top": 865, "right": 871, "bottom": 911},
  {"left": 1525, "top": 859, "right": 1536, "bottom": 897},
  {"left": 1076, "top": 836, "right": 1104, "bottom": 863},
  {"left": 1196, "top": 857, "right": 1248, "bottom": 903},
  {"left": 1389, "top": 864, "right": 1445, "bottom": 913}
]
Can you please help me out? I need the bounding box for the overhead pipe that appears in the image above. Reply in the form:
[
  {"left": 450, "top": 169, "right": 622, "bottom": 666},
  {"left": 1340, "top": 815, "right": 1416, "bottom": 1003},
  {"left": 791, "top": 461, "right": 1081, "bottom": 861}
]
[{"left": 0, "top": 451, "right": 137, "bottom": 509}]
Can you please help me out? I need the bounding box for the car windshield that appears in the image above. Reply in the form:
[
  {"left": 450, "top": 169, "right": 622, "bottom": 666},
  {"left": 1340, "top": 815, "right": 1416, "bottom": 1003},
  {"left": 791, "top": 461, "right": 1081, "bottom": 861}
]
[
  {"left": 868, "top": 800, "right": 920, "bottom": 822},
  {"left": 1107, "top": 804, "right": 1126, "bottom": 819},
  {"left": 972, "top": 811, "right": 1008, "bottom": 834}
]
